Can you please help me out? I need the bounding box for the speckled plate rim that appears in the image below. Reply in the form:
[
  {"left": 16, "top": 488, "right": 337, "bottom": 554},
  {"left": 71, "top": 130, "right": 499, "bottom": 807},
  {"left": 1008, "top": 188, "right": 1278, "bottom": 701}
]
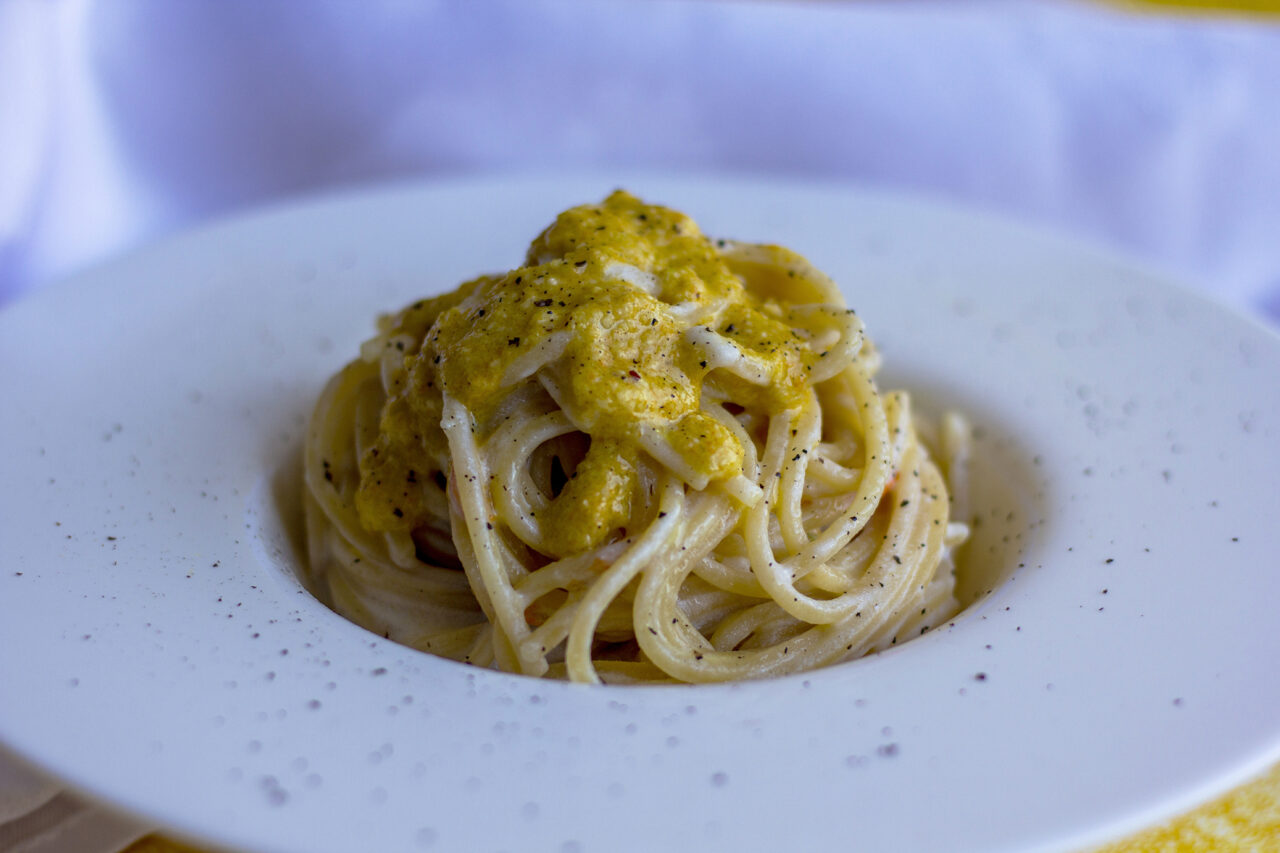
[{"left": 2, "top": 173, "right": 1279, "bottom": 853}]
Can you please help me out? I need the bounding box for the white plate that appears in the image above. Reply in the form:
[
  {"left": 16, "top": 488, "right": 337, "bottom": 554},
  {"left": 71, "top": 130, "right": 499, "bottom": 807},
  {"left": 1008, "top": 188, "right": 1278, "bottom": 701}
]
[{"left": 2, "top": 175, "right": 1279, "bottom": 853}]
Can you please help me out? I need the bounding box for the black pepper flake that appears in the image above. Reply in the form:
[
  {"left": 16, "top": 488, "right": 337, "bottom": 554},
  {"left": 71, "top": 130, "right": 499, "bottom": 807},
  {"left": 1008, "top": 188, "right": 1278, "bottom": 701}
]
[
  {"left": 534, "top": 298, "right": 552, "bottom": 307},
  {"left": 508, "top": 337, "right": 521, "bottom": 347},
  {"left": 974, "top": 672, "right": 987, "bottom": 681},
  {"left": 392, "top": 508, "right": 404, "bottom": 518}
]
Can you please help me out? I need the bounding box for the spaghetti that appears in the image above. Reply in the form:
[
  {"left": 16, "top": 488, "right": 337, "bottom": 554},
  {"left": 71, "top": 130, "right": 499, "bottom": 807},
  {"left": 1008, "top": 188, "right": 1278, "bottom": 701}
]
[{"left": 302, "top": 191, "right": 969, "bottom": 684}]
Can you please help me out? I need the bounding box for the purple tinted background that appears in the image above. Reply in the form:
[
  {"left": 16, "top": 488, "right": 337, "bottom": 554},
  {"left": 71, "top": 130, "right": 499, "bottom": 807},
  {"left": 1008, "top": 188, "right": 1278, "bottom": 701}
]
[{"left": 2, "top": 0, "right": 1278, "bottom": 325}]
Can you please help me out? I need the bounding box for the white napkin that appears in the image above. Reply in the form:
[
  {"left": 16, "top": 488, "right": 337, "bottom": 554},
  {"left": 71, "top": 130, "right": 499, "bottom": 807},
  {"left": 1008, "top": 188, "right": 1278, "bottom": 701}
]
[{"left": 1, "top": 0, "right": 1278, "bottom": 849}]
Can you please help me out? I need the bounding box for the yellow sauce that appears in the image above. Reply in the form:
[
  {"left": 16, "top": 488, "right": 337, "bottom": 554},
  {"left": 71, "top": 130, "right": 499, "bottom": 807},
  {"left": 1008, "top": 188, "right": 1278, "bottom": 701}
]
[{"left": 355, "top": 191, "right": 817, "bottom": 555}]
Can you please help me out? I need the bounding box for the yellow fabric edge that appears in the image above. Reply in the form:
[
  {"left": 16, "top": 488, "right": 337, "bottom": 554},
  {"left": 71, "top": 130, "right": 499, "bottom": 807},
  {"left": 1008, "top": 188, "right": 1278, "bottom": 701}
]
[{"left": 1094, "top": 0, "right": 1280, "bottom": 18}]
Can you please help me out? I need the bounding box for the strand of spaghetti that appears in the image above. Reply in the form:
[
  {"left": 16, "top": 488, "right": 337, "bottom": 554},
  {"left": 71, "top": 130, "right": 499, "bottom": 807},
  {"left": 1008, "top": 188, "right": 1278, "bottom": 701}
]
[
  {"left": 802, "top": 506, "right": 890, "bottom": 595},
  {"left": 323, "top": 527, "right": 474, "bottom": 616},
  {"left": 317, "top": 528, "right": 479, "bottom": 643},
  {"left": 499, "top": 329, "right": 573, "bottom": 387},
  {"left": 745, "top": 613, "right": 808, "bottom": 651},
  {"left": 564, "top": 476, "right": 684, "bottom": 683},
  {"left": 794, "top": 393, "right": 911, "bottom": 592},
  {"left": 674, "top": 577, "right": 761, "bottom": 635},
  {"left": 523, "top": 588, "right": 586, "bottom": 669},
  {"left": 462, "top": 624, "right": 495, "bottom": 667},
  {"left": 375, "top": 332, "right": 416, "bottom": 392},
  {"left": 304, "top": 356, "right": 481, "bottom": 607},
  {"left": 635, "top": 445, "right": 942, "bottom": 681},
  {"left": 709, "top": 601, "right": 781, "bottom": 652},
  {"left": 636, "top": 426, "right": 716, "bottom": 492},
  {"left": 683, "top": 325, "right": 792, "bottom": 391},
  {"left": 402, "top": 622, "right": 487, "bottom": 659},
  {"left": 690, "top": 551, "right": 765, "bottom": 598},
  {"left": 305, "top": 362, "right": 417, "bottom": 570},
  {"left": 303, "top": 368, "right": 484, "bottom": 651},
  {"left": 637, "top": 412, "right": 760, "bottom": 507},
  {"left": 706, "top": 401, "right": 760, "bottom": 479},
  {"left": 890, "top": 559, "right": 958, "bottom": 643},
  {"left": 515, "top": 541, "right": 628, "bottom": 606},
  {"left": 787, "top": 305, "right": 863, "bottom": 383},
  {"left": 941, "top": 411, "right": 973, "bottom": 524},
  {"left": 751, "top": 428, "right": 925, "bottom": 624},
  {"left": 746, "top": 403, "right": 850, "bottom": 624},
  {"left": 719, "top": 241, "right": 843, "bottom": 305},
  {"left": 776, "top": 394, "right": 823, "bottom": 553},
  {"left": 488, "top": 409, "right": 576, "bottom": 549},
  {"left": 856, "top": 461, "right": 951, "bottom": 652},
  {"left": 784, "top": 364, "right": 894, "bottom": 570},
  {"left": 802, "top": 378, "right": 865, "bottom": 493},
  {"left": 441, "top": 393, "right": 546, "bottom": 676},
  {"left": 629, "top": 494, "right": 740, "bottom": 665}
]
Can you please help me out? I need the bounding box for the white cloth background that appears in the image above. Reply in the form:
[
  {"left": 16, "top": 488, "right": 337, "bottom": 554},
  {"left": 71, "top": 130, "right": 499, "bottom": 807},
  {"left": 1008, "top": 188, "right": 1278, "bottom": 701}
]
[
  {"left": 1, "top": 0, "right": 1279, "bottom": 848},
  {"left": 2, "top": 0, "right": 1280, "bottom": 322}
]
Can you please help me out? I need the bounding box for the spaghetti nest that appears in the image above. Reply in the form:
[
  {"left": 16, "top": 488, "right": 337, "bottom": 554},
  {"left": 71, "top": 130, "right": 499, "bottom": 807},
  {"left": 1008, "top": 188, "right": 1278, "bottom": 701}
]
[{"left": 303, "top": 191, "right": 970, "bottom": 684}]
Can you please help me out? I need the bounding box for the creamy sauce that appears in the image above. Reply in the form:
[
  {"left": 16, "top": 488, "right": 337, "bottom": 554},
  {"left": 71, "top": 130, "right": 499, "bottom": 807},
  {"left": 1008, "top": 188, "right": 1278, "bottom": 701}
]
[{"left": 355, "top": 191, "right": 819, "bottom": 555}]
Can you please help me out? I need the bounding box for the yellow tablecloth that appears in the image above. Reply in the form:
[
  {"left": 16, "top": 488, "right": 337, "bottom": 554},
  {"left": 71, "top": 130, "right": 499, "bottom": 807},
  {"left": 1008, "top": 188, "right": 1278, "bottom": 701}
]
[
  {"left": 1092, "top": 762, "right": 1280, "bottom": 852},
  {"left": 1115, "top": 0, "right": 1280, "bottom": 13}
]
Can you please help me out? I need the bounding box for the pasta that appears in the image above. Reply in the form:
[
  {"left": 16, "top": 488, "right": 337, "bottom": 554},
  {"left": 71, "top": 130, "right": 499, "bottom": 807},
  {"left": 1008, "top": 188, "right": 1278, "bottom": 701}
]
[{"left": 302, "top": 191, "right": 970, "bottom": 684}]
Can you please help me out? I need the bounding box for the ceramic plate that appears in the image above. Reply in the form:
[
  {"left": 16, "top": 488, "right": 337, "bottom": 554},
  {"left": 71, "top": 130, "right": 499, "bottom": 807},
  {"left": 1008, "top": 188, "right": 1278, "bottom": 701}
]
[{"left": 2, "top": 175, "right": 1279, "bottom": 853}]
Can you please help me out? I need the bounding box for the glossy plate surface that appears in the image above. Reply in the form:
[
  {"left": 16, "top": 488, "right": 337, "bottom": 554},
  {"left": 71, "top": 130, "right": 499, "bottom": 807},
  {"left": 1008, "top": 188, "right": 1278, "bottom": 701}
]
[{"left": 2, "top": 175, "right": 1278, "bottom": 853}]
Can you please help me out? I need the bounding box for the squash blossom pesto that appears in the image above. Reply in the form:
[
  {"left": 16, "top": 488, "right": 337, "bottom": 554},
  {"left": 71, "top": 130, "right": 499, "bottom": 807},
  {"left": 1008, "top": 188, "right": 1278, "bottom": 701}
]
[{"left": 356, "top": 191, "right": 820, "bottom": 556}]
